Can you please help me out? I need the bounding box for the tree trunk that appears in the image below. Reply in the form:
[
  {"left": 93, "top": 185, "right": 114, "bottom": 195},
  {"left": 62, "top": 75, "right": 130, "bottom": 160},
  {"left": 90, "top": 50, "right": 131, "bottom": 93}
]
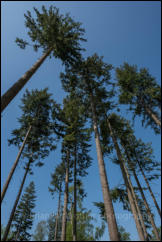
[
  {"left": 54, "top": 188, "right": 62, "bottom": 241},
  {"left": 1, "top": 125, "right": 32, "bottom": 203},
  {"left": 1, "top": 47, "right": 53, "bottom": 112},
  {"left": 122, "top": 146, "right": 160, "bottom": 240},
  {"left": 133, "top": 170, "right": 160, "bottom": 241},
  {"left": 61, "top": 150, "right": 70, "bottom": 241},
  {"left": 137, "top": 160, "right": 161, "bottom": 218},
  {"left": 144, "top": 104, "right": 161, "bottom": 128},
  {"left": 123, "top": 161, "right": 149, "bottom": 241},
  {"left": 107, "top": 119, "right": 146, "bottom": 241},
  {"left": 73, "top": 146, "right": 77, "bottom": 241},
  {"left": 90, "top": 94, "right": 120, "bottom": 241},
  {"left": 2, "top": 159, "right": 31, "bottom": 241}
]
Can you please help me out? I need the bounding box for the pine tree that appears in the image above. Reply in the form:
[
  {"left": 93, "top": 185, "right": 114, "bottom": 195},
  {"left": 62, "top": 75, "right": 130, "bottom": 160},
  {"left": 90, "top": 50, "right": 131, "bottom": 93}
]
[
  {"left": 116, "top": 63, "right": 161, "bottom": 132},
  {"left": 104, "top": 113, "right": 160, "bottom": 240},
  {"left": 2, "top": 88, "right": 57, "bottom": 241},
  {"left": 1, "top": 88, "right": 57, "bottom": 203},
  {"left": 1, "top": 5, "right": 86, "bottom": 112},
  {"left": 60, "top": 54, "right": 120, "bottom": 241},
  {"left": 10, "top": 182, "right": 36, "bottom": 241}
]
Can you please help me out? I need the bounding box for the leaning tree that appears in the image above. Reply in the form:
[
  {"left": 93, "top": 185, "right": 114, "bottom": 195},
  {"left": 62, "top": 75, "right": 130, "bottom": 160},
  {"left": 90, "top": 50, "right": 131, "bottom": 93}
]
[
  {"left": 2, "top": 88, "right": 58, "bottom": 241},
  {"left": 1, "top": 5, "right": 86, "bottom": 112}
]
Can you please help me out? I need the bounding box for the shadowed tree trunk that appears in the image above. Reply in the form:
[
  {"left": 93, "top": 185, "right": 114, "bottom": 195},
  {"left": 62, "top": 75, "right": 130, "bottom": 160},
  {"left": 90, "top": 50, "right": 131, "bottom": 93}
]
[
  {"left": 144, "top": 104, "right": 161, "bottom": 128},
  {"left": 137, "top": 160, "right": 161, "bottom": 218},
  {"left": 90, "top": 94, "right": 120, "bottom": 241},
  {"left": 61, "top": 150, "right": 70, "bottom": 241},
  {"left": 1, "top": 47, "right": 53, "bottom": 112},
  {"left": 54, "top": 187, "right": 62, "bottom": 241},
  {"left": 107, "top": 119, "right": 146, "bottom": 241},
  {"left": 1, "top": 125, "right": 32, "bottom": 203},
  {"left": 2, "top": 159, "right": 31, "bottom": 241},
  {"left": 73, "top": 146, "right": 77, "bottom": 241}
]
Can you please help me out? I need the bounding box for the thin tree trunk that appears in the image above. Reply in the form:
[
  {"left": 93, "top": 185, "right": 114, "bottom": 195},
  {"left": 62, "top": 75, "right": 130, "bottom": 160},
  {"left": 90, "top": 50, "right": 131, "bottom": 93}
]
[
  {"left": 122, "top": 146, "right": 160, "bottom": 241},
  {"left": 1, "top": 125, "right": 32, "bottom": 203},
  {"left": 2, "top": 159, "right": 31, "bottom": 241},
  {"left": 144, "top": 104, "right": 161, "bottom": 127},
  {"left": 54, "top": 188, "right": 62, "bottom": 241},
  {"left": 61, "top": 150, "right": 70, "bottom": 241},
  {"left": 1, "top": 47, "right": 53, "bottom": 112},
  {"left": 133, "top": 170, "right": 160, "bottom": 241},
  {"left": 90, "top": 94, "right": 120, "bottom": 241},
  {"left": 137, "top": 160, "right": 161, "bottom": 218},
  {"left": 123, "top": 161, "right": 149, "bottom": 241},
  {"left": 107, "top": 119, "right": 146, "bottom": 241},
  {"left": 73, "top": 146, "right": 77, "bottom": 241}
]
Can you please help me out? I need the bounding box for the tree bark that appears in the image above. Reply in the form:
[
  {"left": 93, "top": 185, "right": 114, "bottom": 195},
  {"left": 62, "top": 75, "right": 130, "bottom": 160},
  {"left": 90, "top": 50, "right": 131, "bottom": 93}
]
[
  {"left": 107, "top": 119, "right": 146, "bottom": 241},
  {"left": 144, "top": 104, "right": 161, "bottom": 128},
  {"left": 54, "top": 188, "right": 62, "bottom": 241},
  {"left": 123, "top": 161, "right": 149, "bottom": 241},
  {"left": 73, "top": 146, "right": 77, "bottom": 241},
  {"left": 133, "top": 170, "right": 160, "bottom": 241},
  {"left": 137, "top": 160, "right": 161, "bottom": 218},
  {"left": 1, "top": 125, "right": 32, "bottom": 203},
  {"left": 2, "top": 159, "right": 31, "bottom": 241},
  {"left": 1, "top": 47, "right": 53, "bottom": 112},
  {"left": 122, "top": 146, "right": 160, "bottom": 240},
  {"left": 61, "top": 150, "right": 70, "bottom": 241},
  {"left": 90, "top": 94, "right": 120, "bottom": 241}
]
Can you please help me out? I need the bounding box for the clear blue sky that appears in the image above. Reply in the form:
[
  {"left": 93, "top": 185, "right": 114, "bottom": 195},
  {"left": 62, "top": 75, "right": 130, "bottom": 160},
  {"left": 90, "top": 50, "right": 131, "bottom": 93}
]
[{"left": 1, "top": 1, "right": 161, "bottom": 241}]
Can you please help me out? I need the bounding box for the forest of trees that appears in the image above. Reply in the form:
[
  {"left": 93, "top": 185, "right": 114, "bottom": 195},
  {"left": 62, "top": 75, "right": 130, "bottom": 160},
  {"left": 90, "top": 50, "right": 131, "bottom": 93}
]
[{"left": 1, "top": 4, "right": 161, "bottom": 241}]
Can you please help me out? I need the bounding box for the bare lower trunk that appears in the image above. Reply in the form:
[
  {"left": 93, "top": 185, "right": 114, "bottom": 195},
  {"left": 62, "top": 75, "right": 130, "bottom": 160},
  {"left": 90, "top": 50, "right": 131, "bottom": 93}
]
[
  {"left": 73, "top": 147, "right": 77, "bottom": 241},
  {"left": 2, "top": 160, "right": 31, "bottom": 241},
  {"left": 107, "top": 119, "right": 146, "bottom": 241},
  {"left": 1, "top": 47, "right": 53, "bottom": 112},
  {"left": 133, "top": 170, "right": 160, "bottom": 241},
  {"left": 144, "top": 105, "right": 161, "bottom": 127},
  {"left": 61, "top": 151, "right": 70, "bottom": 241},
  {"left": 123, "top": 162, "right": 149, "bottom": 241},
  {"left": 137, "top": 160, "right": 161, "bottom": 218},
  {"left": 90, "top": 95, "right": 120, "bottom": 241},
  {"left": 1, "top": 125, "right": 32, "bottom": 203},
  {"left": 54, "top": 189, "right": 62, "bottom": 241}
]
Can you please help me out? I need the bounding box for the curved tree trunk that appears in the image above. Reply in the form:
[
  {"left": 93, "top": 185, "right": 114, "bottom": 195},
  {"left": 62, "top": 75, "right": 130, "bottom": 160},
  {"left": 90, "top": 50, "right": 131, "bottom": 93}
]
[
  {"left": 61, "top": 150, "right": 70, "bottom": 241},
  {"left": 1, "top": 47, "right": 53, "bottom": 112},
  {"left": 2, "top": 159, "right": 31, "bottom": 241},
  {"left": 90, "top": 94, "right": 120, "bottom": 241},
  {"left": 137, "top": 160, "right": 161, "bottom": 218},
  {"left": 107, "top": 119, "right": 146, "bottom": 241},
  {"left": 54, "top": 188, "right": 62, "bottom": 241},
  {"left": 73, "top": 146, "right": 77, "bottom": 241},
  {"left": 1, "top": 125, "right": 32, "bottom": 203}
]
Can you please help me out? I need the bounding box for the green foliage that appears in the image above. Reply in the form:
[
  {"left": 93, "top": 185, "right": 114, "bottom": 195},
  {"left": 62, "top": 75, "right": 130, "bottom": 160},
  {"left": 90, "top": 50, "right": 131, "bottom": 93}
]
[
  {"left": 118, "top": 225, "right": 131, "bottom": 241},
  {"left": 149, "top": 226, "right": 161, "bottom": 241},
  {"left": 32, "top": 220, "right": 47, "bottom": 241},
  {"left": 116, "top": 62, "right": 161, "bottom": 133},
  {"left": 11, "top": 182, "right": 36, "bottom": 241},
  {"left": 1, "top": 225, "right": 14, "bottom": 241},
  {"left": 16, "top": 5, "right": 86, "bottom": 66},
  {"left": 8, "top": 88, "right": 57, "bottom": 171}
]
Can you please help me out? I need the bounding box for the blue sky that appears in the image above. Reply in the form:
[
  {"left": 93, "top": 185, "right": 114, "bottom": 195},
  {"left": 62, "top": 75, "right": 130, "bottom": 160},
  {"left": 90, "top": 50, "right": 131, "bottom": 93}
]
[{"left": 1, "top": 1, "right": 161, "bottom": 241}]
